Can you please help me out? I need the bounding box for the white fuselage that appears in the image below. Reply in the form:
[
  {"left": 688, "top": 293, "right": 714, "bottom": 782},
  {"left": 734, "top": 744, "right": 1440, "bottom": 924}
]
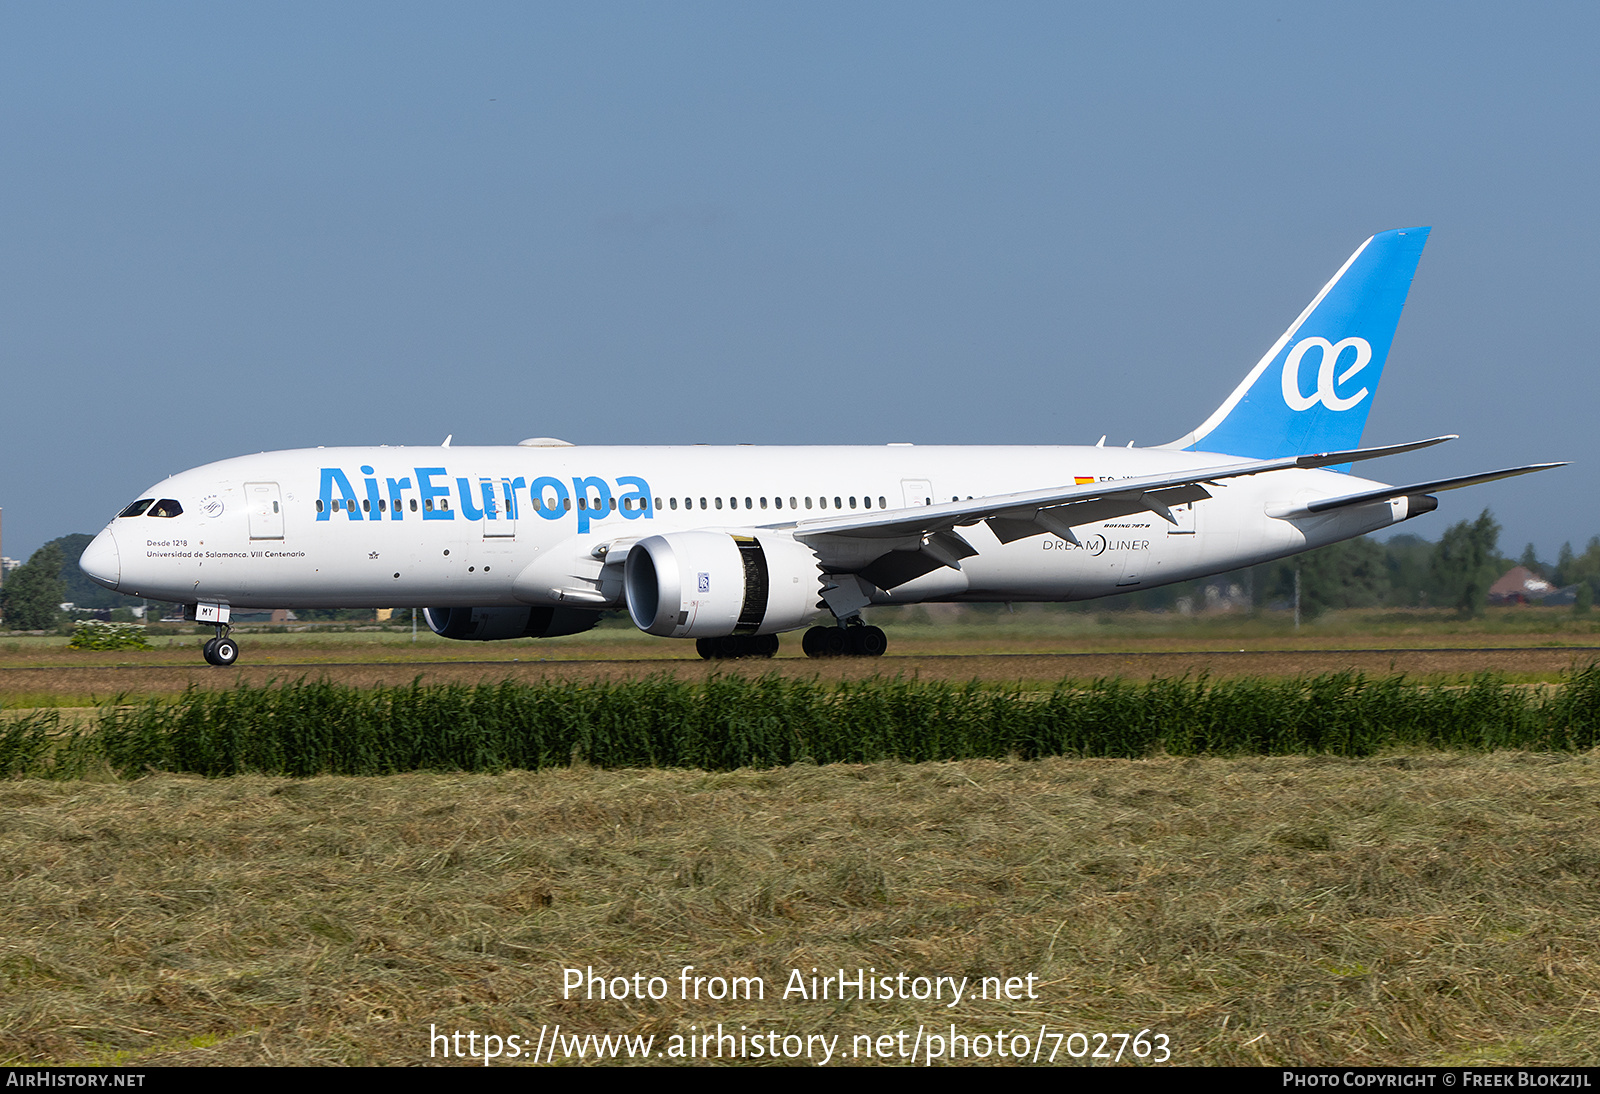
[{"left": 83, "top": 443, "right": 1412, "bottom": 613}]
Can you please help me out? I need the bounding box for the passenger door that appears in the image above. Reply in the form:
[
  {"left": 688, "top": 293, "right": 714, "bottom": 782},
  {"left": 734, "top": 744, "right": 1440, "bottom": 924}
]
[{"left": 245, "top": 482, "right": 284, "bottom": 540}]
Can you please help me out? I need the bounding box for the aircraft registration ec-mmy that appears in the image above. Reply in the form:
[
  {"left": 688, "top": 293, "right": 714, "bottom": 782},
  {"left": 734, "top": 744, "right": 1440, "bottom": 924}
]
[{"left": 79, "top": 227, "right": 1560, "bottom": 666}]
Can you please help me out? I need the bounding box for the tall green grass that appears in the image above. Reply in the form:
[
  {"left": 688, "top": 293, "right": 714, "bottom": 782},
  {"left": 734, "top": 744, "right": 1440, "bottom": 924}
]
[{"left": 5, "top": 666, "right": 1600, "bottom": 779}]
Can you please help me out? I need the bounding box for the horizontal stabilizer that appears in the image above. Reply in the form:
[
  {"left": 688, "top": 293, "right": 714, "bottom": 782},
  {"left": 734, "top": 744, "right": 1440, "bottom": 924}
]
[{"left": 1269, "top": 463, "right": 1566, "bottom": 519}]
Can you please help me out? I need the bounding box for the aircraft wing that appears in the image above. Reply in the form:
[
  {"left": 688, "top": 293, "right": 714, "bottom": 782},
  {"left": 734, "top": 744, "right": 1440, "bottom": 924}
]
[{"left": 758, "top": 435, "right": 1463, "bottom": 587}]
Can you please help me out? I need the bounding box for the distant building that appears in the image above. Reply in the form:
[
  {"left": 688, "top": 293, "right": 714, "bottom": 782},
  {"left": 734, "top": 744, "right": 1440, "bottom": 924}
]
[{"left": 1489, "top": 566, "right": 1577, "bottom": 605}]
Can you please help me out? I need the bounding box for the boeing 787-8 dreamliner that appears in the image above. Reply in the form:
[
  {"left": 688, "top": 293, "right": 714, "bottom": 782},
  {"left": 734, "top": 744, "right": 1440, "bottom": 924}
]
[{"left": 79, "top": 227, "right": 1559, "bottom": 665}]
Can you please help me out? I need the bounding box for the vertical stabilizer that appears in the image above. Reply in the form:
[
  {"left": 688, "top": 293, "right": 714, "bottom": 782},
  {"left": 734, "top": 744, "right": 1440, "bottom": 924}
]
[{"left": 1160, "top": 227, "right": 1430, "bottom": 462}]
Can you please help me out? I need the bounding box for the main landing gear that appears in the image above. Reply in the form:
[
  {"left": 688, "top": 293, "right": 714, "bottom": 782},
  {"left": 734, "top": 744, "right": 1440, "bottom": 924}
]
[
  {"left": 801, "top": 622, "right": 887, "bottom": 658},
  {"left": 202, "top": 626, "right": 239, "bottom": 667},
  {"left": 695, "top": 625, "right": 887, "bottom": 660},
  {"left": 696, "top": 634, "right": 780, "bottom": 660}
]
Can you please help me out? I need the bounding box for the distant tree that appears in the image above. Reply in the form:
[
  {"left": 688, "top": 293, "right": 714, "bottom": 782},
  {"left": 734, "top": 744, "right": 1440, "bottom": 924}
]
[
  {"left": 1520, "top": 542, "right": 1545, "bottom": 578},
  {"left": 45, "top": 533, "right": 155, "bottom": 611},
  {"left": 1556, "top": 541, "right": 1577, "bottom": 586},
  {"left": 0, "top": 544, "right": 67, "bottom": 630},
  {"left": 1576, "top": 582, "right": 1593, "bottom": 616},
  {"left": 1381, "top": 533, "right": 1435, "bottom": 607},
  {"left": 1262, "top": 537, "right": 1389, "bottom": 619},
  {"left": 1430, "top": 510, "right": 1501, "bottom": 618},
  {"left": 1303, "top": 537, "right": 1389, "bottom": 617},
  {"left": 1554, "top": 537, "right": 1600, "bottom": 603}
]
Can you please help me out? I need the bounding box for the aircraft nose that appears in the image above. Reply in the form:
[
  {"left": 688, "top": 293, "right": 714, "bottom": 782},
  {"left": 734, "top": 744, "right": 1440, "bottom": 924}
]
[{"left": 80, "top": 529, "right": 121, "bottom": 590}]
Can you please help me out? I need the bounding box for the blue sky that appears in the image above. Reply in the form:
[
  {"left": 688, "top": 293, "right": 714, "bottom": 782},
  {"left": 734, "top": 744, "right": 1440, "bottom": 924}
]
[{"left": 1, "top": 3, "right": 1594, "bottom": 562}]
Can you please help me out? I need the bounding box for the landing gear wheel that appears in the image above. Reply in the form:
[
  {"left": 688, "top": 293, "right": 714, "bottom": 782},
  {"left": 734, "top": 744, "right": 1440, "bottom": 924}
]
[
  {"left": 202, "top": 628, "right": 240, "bottom": 666},
  {"left": 804, "top": 624, "right": 886, "bottom": 658},
  {"left": 847, "top": 625, "right": 888, "bottom": 657},
  {"left": 802, "top": 626, "right": 846, "bottom": 658},
  {"left": 697, "top": 634, "right": 780, "bottom": 660}
]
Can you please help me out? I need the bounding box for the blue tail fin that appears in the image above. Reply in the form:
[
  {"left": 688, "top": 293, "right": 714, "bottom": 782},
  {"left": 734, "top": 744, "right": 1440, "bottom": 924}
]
[{"left": 1161, "top": 227, "right": 1430, "bottom": 462}]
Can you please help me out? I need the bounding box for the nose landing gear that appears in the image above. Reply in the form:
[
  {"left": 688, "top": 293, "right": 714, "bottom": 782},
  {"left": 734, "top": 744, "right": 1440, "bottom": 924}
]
[
  {"left": 190, "top": 602, "right": 239, "bottom": 666},
  {"left": 202, "top": 626, "right": 239, "bottom": 666}
]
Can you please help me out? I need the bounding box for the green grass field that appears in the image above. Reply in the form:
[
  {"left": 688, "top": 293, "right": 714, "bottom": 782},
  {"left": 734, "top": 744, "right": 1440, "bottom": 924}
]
[{"left": 7, "top": 670, "right": 1600, "bottom": 779}]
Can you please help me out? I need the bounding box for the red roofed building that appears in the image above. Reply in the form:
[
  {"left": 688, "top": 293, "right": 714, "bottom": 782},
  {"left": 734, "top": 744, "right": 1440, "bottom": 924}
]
[{"left": 1489, "top": 566, "right": 1558, "bottom": 605}]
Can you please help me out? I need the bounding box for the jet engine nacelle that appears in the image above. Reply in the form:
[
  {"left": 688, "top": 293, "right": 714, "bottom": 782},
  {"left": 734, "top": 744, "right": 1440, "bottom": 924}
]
[
  {"left": 422, "top": 605, "right": 601, "bottom": 641},
  {"left": 624, "top": 530, "right": 825, "bottom": 638}
]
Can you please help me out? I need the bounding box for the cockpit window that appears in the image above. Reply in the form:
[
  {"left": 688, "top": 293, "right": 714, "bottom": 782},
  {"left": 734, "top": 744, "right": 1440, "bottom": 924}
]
[
  {"left": 118, "top": 499, "right": 154, "bottom": 518},
  {"left": 148, "top": 499, "right": 184, "bottom": 518}
]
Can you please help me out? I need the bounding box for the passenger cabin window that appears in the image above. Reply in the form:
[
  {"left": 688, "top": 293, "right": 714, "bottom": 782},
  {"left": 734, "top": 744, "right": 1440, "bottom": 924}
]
[
  {"left": 119, "top": 499, "right": 154, "bottom": 518},
  {"left": 149, "top": 499, "right": 183, "bottom": 518}
]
